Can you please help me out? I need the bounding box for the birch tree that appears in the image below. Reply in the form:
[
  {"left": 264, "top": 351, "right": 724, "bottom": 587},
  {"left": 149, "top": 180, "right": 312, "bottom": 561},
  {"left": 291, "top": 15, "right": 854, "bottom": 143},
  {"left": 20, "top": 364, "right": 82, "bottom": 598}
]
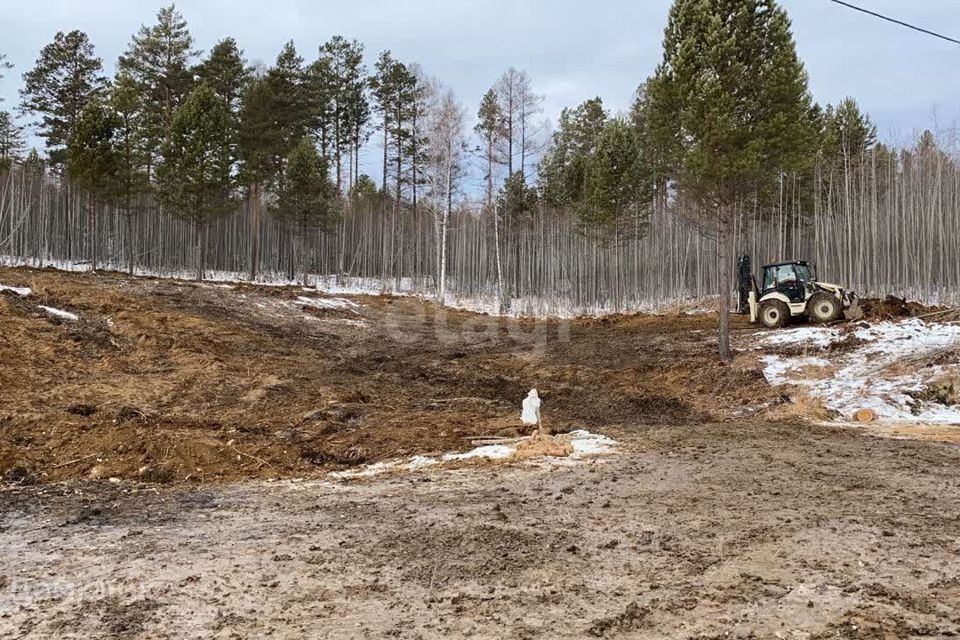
[{"left": 423, "top": 82, "right": 467, "bottom": 305}]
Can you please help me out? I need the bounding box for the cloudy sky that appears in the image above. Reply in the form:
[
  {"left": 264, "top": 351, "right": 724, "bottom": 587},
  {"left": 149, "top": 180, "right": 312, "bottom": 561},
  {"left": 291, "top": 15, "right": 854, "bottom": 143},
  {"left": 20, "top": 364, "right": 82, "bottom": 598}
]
[{"left": 2, "top": 0, "right": 958, "bottom": 178}]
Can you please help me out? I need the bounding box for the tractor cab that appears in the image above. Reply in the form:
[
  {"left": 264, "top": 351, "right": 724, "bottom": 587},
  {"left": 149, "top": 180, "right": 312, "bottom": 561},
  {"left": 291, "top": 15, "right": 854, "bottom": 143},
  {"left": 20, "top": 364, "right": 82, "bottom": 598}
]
[{"left": 761, "top": 261, "right": 814, "bottom": 304}]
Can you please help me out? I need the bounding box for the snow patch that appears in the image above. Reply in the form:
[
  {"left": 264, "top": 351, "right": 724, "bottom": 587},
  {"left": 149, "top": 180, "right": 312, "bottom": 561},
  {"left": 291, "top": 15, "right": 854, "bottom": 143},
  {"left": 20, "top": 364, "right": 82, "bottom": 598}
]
[
  {"left": 568, "top": 429, "right": 618, "bottom": 456},
  {"left": 755, "top": 326, "right": 843, "bottom": 349},
  {"left": 38, "top": 305, "right": 79, "bottom": 322},
  {"left": 0, "top": 284, "right": 31, "bottom": 297},
  {"left": 762, "top": 319, "right": 960, "bottom": 424},
  {"left": 293, "top": 296, "right": 359, "bottom": 312},
  {"left": 761, "top": 356, "right": 832, "bottom": 385},
  {"left": 329, "top": 430, "right": 617, "bottom": 479}
]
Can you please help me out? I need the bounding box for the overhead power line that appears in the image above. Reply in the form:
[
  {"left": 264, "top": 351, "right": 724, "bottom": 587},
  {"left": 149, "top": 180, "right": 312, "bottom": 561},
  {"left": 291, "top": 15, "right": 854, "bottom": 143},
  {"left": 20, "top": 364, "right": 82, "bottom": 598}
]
[{"left": 828, "top": 0, "right": 960, "bottom": 46}]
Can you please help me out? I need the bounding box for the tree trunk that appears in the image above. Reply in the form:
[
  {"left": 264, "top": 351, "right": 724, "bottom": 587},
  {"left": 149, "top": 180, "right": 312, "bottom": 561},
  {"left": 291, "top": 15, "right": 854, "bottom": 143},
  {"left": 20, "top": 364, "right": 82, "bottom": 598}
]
[
  {"left": 249, "top": 184, "right": 261, "bottom": 281},
  {"left": 439, "top": 165, "right": 450, "bottom": 307},
  {"left": 717, "top": 208, "right": 732, "bottom": 362},
  {"left": 493, "top": 203, "right": 505, "bottom": 313},
  {"left": 88, "top": 193, "right": 97, "bottom": 273},
  {"left": 195, "top": 221, "right": 204, "bottom": 282},
  {"left": 126, "top": 214, "right": 134, "bottom": 276},
  {"left": 301, "top": 222, "right": 309, "bottom": 287}
]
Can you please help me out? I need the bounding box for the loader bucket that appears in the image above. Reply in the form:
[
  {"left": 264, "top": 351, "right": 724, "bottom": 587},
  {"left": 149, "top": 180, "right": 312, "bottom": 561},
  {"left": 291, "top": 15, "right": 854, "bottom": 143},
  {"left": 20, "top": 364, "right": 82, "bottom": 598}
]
[{"left": 844, "top": 295, "right": 864, "bottom": 321}]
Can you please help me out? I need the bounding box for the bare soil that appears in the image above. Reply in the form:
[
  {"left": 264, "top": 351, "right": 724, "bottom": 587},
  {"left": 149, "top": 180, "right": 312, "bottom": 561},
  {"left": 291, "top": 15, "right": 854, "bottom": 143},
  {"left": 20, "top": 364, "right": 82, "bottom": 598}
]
[
  {"left": 2, "top": 267, "right": 959, "bottom": 638},
  {"left": 0, "top": 266, "right": 768, "bottom": 484},
  {"left": 2, "top": 420, "right": 959, "bottom": 639}
]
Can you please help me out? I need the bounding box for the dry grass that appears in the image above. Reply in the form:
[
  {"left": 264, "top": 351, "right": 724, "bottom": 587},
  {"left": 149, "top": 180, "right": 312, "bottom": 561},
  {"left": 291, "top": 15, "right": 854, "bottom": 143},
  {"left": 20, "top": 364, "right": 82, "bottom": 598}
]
[
  {"left": 765, "top": 385, "right": 835, "bottom": 422},
  {"left": 511, "top": 433, "right": 574, "bottom": 460},
  {"left": 794, "top": 363, "right": 837, "bottom": 380}
]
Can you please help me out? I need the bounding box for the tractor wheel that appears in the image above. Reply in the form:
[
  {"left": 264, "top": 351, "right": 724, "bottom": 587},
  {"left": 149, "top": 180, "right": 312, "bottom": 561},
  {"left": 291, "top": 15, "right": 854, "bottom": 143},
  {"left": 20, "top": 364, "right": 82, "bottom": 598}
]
[
  {"left": 759, "top": 300, "right": 790, "bottom": 329},
  {"left": 808, "top": 292, "right": 842, "bottom": 323}
]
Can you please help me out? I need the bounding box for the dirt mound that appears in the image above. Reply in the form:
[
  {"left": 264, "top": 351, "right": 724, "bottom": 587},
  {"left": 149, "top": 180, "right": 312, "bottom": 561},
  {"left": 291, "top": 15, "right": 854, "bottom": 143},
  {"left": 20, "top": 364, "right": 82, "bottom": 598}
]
[{"left": 858, "top": 295, "right": 941, "bottom": 321}]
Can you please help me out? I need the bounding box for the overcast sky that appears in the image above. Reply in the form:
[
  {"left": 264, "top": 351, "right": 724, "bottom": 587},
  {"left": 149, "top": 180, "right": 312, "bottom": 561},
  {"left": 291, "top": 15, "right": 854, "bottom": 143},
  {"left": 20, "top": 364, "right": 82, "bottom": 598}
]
[{"left": 2, "top": 0, "right": 959, "bottom": 179}]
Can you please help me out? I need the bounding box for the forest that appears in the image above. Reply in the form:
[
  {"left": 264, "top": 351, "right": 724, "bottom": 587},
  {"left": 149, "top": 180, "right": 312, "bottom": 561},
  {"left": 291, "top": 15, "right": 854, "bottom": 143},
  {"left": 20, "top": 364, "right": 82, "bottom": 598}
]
[{"left": 1, "top": 4, "right": 959, "bottom": 317}]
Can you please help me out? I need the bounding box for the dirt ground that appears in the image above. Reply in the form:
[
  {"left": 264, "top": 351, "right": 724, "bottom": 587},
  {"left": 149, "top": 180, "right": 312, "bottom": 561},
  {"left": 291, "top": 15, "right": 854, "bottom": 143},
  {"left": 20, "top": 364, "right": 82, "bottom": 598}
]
[
  {"left": 2, "top": 267, "right": 960, "bottom": 638},
  {"left": 0, "top": 266, "right": 768, "bottom": 484},
  {"left": 2, "top": 421, "right": 959, "bottom": 639}
]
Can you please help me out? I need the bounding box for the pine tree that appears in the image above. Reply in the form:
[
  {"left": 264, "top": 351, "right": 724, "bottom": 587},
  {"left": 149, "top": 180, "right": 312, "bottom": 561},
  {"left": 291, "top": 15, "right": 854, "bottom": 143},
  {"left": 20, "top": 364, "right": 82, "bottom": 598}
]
[
  {"left": 538, "top": 97, "right": 607, "bottom": 208},
  {"left": 118, "top": 4, "right": 198, "bottom": 172},
  {"left": 275, "top": 136, "right": 338, "bottom": 285},
  {"left": 195, "top": 37, "right": 251, "bottom": 161},
  {"left": 0, "top": 111, "right": 25, "bottom": 171},
  {"left": 821, "top": 97, "right": 877, "bottom": 163},
  {"left": 648, "top": 0, "right": 816, "bottom": 360},
  {"left": 110, "top": 72, "right": 151, "bottom": 274},
  {"left": 349, "top": 174, "right": 384, "bottom": 209},
  {"left": 319, "top": 36, "right": 367, "bottom": 194},
  {"left": 630, "top": 79, "right": 675, "bottom": 211},
  {"left": 581, "top": 118, "right": 647, "bottom": 232},
  {"left": 475, "top": 89, "right": 504, "bottom": 212},
  {"left": 497, "top": 171, "right": 537, "bottom": 221},
  {"left": 0, "top": 52, "right": 13, "bottom": 102},
  {"left": 474, "top": 88, "right": 506, "bottom": 307},
  {"left": 156, "top": 84, "right": 234, "bottom": 281},
  {"left": 406, "top": 64, "right": 431, "bottom": 218},
  {"left": 304, "top": 55, "right": 334, "bottom": 160},
  {"left": 20, "top": 31, "right": 106, "bottom": 165},
  {"left": 370, "top": 52, "right": 415, "bottom": 202},
  {"left": 66, "top": 97, "right": 120, "bottom": 271},
  {"left": 265, "top": 42, "right": 309, "bottom": 181},
  {"left": 238, "top": 75, "right": 281, "bottom": 280},
  {"left": 195, "top": 38, "right": 249, "bottom": 114}
]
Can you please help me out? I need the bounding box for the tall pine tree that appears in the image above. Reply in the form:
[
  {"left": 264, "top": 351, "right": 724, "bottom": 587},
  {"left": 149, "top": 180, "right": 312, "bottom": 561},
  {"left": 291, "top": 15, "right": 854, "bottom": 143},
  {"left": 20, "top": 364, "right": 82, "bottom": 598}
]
[
  {"left": 275, "top": 136, "right": 338, "bottom": 285},
  {"left": 0, "top": 112, "right": 24, "bottom": 171},
  {"left": 66, "top": 97, "right": 120, "bottom": 271},
  {"left": 265, "top": 42, "right": 309, "bottom": 182},
  {"left": 538, "top": 97, "right": 607, "bottom": 209},
  {"left": 20, "top": 31, "right": 106, "bottom": 165},
  {"left": 195, "top": 37, "right": 251, "bottom": 163},
  {"left": 118, "top": 4, "right": 197, "bottom": 173},
  {"left": 648, "top": 0, "right": 816, "bottom": 360},
  {"left": 110, "top": 72, "right": 152, "bottom": 274},
  {"left": 319, "top": 36, "right": 367, "bottom": 194},
  {"left": 0, "top": 52, "right": 12, "bottom": 95},
  {"left": 238, "top": 75, "right": 281, "bottom": 280},
  {"left": 156, "top": 84, "right": 234, "bottom": 281}
]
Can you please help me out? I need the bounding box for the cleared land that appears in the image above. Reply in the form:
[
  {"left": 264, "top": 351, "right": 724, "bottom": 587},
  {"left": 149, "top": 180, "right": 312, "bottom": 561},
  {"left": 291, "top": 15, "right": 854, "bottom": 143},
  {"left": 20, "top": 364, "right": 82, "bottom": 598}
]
[{"left": 1, "top": 266, "right": 959, "bottom": 638}]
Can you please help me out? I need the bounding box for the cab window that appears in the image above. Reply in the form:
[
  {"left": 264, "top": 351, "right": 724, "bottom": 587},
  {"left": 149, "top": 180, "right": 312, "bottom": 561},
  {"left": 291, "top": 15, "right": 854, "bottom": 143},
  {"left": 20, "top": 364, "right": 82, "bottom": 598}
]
[{"left": 764, "top": 265, "right": 799, "bottom": 290}]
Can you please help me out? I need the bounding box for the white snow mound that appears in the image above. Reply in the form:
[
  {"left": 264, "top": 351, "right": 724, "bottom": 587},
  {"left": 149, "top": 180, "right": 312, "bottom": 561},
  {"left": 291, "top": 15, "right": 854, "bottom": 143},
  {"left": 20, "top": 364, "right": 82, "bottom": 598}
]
[
  {"left": 0, "top": 284, "right": 31, "bottom": 297},
  {"left": 762, "top": 319, "right": 960, "bottom": 424},
  {"left": 38, "top": 305, "right": 79, "bottom": 321}
]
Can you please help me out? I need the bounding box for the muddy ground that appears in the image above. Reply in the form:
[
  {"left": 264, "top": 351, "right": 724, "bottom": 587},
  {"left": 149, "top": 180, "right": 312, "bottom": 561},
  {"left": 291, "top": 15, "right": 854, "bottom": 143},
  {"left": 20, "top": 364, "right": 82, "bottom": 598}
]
[
  {"left": 2, "top": 267, "right": 959, "bottom": 638},
  {"left": 2, "top": 421, "right": 959, "bottom": 638}
]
